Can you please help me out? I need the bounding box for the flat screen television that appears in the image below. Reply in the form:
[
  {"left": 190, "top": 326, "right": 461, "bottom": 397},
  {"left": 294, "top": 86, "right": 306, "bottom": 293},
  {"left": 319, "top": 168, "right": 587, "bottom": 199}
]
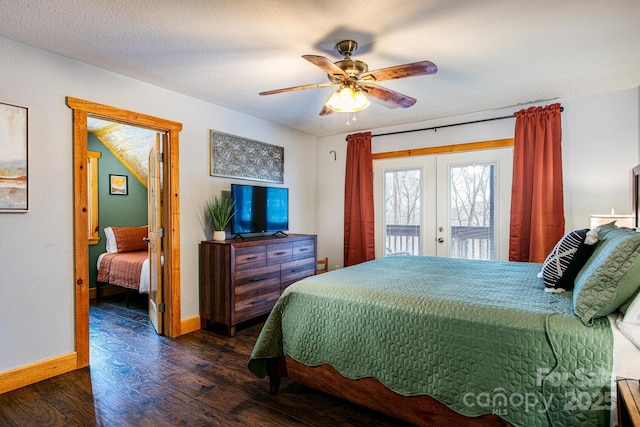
[{"left": 230, "top": 184, "right": 289, "bottom": 235}]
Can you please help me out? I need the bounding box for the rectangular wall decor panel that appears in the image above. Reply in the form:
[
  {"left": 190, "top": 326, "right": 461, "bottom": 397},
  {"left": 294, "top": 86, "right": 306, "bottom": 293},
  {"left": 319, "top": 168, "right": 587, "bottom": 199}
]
[{"left": 210, "top": 131, "right": 284, "bottom": 183}]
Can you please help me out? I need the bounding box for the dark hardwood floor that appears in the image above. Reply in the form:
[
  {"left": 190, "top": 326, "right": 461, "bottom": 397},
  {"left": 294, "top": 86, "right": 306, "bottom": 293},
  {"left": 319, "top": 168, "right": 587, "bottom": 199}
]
[{"left": 0, "top": 294, "right": 409, "bottom": 426}]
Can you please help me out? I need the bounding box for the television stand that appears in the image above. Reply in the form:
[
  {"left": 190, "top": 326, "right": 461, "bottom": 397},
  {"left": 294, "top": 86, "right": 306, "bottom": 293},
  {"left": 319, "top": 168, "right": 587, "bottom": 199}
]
[
  {"left": 232, "top": 234, "right": 246, "bottom": 240},
  {"left": 199, "top": 234, "right": 317, "bottom": 336},
  {"left": 272, "top": 230, "right": 288, "bottom": 237}
]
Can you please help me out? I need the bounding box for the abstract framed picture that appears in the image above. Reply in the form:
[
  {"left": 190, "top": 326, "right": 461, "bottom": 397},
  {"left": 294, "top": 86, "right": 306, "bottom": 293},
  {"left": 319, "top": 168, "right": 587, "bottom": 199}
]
[
  {"left": 0, "top": 101, "right": 28, "bottom": 212},
  {"left": 210, "top": 130, "right": 284, "bottom": 183},
  {"left": 109, "top": 174, "right": 128, "bottom": 195}
]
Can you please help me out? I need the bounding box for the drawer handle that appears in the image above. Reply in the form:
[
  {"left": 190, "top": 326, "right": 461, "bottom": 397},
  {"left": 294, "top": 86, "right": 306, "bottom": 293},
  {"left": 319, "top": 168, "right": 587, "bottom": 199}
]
[
  {"left": 251, "top": 298, "right": 268, "bottom": 305},
  {"left": 274, "top": 251, "right": 287, "bottom": 255},
  {"left": 250, "top": 276, "right": 268, "bottom": 282},
  {"left": 298, "top": 248, "right": 309, "bottom": 252},
  {"left": 246, "top": 256, "right": 258, "bottom": 260}
]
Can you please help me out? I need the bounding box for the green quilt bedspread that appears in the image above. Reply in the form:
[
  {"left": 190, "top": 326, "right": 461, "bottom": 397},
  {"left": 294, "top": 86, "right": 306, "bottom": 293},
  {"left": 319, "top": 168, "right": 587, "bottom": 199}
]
[{"left": 248, "top": 256, "right": 613, "bottom": 427}]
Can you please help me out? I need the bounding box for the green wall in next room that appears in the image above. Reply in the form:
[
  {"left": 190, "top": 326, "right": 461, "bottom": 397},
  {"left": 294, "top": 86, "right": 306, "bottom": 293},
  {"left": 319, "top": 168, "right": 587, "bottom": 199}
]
[{"left": 88, "top": 133, "right": 148, "bottom": 288}]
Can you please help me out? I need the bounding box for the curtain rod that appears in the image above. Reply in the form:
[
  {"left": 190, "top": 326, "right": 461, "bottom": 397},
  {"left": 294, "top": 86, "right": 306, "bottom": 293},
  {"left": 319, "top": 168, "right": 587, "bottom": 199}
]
[{"left": 345, "top": 106, "right": 563, "bottom": 140}]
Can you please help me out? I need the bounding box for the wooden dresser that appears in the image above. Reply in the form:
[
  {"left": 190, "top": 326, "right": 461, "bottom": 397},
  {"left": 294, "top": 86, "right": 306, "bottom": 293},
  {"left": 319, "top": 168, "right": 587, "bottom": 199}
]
[{"left": 199, "top": 234, "right": 317, "bottom": 336}]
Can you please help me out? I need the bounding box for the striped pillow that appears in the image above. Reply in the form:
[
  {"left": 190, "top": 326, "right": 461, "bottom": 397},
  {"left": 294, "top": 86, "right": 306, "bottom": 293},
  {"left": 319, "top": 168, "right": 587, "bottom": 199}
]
[{"left": 541, "top": 229, "right": 597, "bottom": 292}]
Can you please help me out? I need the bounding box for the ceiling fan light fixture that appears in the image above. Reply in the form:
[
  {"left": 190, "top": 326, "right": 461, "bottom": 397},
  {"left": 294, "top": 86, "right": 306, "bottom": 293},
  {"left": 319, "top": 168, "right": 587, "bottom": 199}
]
[
  {"left": 325, "top": 85, "right": 370, "bottom": 113},
  {"left": 260, "top": 40, "right": 437, "bottom": 115}
]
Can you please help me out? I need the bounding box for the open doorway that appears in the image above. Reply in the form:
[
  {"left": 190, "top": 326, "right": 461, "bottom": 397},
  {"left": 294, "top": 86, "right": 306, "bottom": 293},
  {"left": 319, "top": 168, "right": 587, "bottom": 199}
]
[
  {"left": 87, "top": 118, "right": 160, "bottom": 329},
  {"left": 67, "top": 97, "right": 183, "bottom": 369}
]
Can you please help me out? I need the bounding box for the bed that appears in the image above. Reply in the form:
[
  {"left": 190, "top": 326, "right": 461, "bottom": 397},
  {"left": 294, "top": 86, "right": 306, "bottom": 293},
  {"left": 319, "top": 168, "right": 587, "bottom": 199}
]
[
  {"left": 97, "top": 251, "right": 150, "bottom": 293},
  {"left": 96, "top": 226, "right": 150, "bottom": 294},
  {"left": 248, "top": 224, "right": 640, "bottom": 427}
]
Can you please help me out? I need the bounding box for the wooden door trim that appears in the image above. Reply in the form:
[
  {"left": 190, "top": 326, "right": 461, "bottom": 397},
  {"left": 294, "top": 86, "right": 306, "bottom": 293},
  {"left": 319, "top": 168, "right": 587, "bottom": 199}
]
[
  {"left": 371, "top": 138, "right": 514, "bottom": 160},
  {"left": 67, "top": 97, "right": 183, "bottom": 368}
]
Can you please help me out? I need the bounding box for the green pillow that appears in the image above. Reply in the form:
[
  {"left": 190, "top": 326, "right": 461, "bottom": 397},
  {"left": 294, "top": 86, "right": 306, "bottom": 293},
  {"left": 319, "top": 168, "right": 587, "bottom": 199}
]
[
  {"left": 573, "top": 227, "right": 640, "bottom": 325},
  {"left": 595, "top": 221, "right": 618, "bottom": 239}
]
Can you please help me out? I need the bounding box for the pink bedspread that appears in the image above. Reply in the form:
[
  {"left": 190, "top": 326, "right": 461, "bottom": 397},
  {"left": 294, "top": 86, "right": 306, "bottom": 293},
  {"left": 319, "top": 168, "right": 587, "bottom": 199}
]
[{"left": 97, "top": 251, "right": 147, "bottom": 290}]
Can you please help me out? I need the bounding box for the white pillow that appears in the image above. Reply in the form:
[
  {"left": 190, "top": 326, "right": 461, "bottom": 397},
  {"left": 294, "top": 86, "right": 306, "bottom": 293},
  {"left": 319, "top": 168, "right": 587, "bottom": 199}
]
[
  {"left": 616, "top": 293, "right": 640, "bottom": 350},
  {"left": 104, "top": 227, "right": 117, "bottom": 253},
  {"left": 616, "top": 320, "right": 640, "bottom": 350}
]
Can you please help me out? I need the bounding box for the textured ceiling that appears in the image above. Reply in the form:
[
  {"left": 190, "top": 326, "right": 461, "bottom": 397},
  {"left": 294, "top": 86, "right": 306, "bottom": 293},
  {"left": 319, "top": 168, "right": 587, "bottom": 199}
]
[{"left": 2, "top": 0, "right": 639, "bottom": 137}]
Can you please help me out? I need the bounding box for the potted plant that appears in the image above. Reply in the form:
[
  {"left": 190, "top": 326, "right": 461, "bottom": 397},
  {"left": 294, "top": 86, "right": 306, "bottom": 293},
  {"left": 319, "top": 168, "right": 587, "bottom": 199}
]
[{"left": 206, "top": 195, "right": 235, "bottom": 241}]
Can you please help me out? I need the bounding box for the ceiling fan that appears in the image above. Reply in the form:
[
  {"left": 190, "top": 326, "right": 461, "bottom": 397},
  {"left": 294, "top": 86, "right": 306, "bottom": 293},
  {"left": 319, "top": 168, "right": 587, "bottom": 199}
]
[{"left": 259, "top": 40, "right": 437, "bottom": 116}]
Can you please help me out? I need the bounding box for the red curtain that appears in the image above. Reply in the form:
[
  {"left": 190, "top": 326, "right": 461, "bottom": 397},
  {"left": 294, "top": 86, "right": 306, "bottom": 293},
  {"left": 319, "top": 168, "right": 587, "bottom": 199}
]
[
  {"left": 344, "top": 132, "right": 375, "bottom": 266},
  {"left": 509, "top": 103, "right": 564, "bottom": 263}
]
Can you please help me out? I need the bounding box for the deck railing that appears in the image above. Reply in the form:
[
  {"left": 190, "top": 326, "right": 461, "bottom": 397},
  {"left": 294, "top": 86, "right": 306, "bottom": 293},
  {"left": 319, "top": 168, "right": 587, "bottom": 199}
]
[
  {"left": 385, "top": 224, "right": 494, "bottom": 259},
  {"left": 385, "top": 224, "right": 420, "bottom": 256},
  {"left": 450, "top": 225, "right": 494, "bottom": 260}
]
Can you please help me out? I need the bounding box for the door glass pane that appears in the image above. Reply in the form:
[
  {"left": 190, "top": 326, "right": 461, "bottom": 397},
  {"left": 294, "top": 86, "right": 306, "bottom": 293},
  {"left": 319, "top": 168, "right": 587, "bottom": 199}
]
[
  {"left": 384, "top": 169, "right": 421, "bottom": 256},
  {"left": 449, "top": 163, "right": 495, "bottom": 260}
]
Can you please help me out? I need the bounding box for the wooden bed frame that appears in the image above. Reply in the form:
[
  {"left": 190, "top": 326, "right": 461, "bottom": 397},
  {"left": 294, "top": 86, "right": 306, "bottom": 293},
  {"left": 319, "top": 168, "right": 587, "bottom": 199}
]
[{"left": 267, "top": 356, "right": 512, "bottom": 427}]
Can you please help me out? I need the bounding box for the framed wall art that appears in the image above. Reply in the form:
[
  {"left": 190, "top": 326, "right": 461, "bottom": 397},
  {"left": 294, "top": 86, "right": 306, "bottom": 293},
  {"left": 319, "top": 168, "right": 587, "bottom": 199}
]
[
  {"left": 0, "top": 101, "right": 28, "bottom": 212},
  {"left": 210, "top": 130, "right": 284, "bottom": 183},
  {"left": 109, "top": 174, "right": 128, "bottom": 195}
]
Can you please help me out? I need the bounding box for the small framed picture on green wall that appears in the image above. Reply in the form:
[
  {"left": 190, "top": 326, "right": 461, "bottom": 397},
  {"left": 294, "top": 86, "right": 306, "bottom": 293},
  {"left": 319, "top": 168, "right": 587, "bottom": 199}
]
[{"left": 109, "top": 174, "right": 128, "bottom": 195}]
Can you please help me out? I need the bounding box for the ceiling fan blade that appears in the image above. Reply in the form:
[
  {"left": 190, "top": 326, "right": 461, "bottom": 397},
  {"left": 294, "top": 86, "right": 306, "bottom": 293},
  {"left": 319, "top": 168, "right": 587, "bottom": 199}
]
[
  {"left": 303, "top": 55, "right": 349, "bottom": 79},
  {"left": 360, "top": 60, "right": 437, "bottom": 82},
  {"left": 361, "top": 83, "right": 416, "bottom": 108},
  {"left": 259, "top": 82, "right": 336, "bottom": 96}
]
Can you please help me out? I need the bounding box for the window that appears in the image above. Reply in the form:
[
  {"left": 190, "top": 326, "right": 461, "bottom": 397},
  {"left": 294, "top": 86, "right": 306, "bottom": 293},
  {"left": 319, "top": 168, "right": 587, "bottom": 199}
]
[
  {"left": 448, "top": 163, "right": 495, "bottom": 260},
  {"left": 384, "top": 168, "right": 421, "bottom": 256}
]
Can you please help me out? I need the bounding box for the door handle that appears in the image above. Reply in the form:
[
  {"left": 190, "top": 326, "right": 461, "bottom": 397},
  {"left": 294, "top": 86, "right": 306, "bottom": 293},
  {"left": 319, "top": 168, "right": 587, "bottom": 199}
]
[{"left": 437, "top": 237, "right": 444, "bottom": 243}]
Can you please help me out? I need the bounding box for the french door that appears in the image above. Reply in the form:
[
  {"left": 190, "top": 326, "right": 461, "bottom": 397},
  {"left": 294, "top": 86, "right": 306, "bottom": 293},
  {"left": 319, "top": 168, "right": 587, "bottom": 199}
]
[{"left": 373, "top": 147, "right": 513, "bottom": 260}]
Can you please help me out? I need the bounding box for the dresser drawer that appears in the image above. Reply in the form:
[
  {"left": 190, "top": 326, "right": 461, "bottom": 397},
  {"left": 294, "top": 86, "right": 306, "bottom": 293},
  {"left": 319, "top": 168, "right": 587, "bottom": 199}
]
[
  {"left": 234, "top": 292, "right": 280, "bottom": 323},
  {"left": 292, "top": 239, "right": 315, "bottom": 260},
  {"left": 234, "top": 263, "right": 280, "bottom": 323},
  {"left": 235, "top": 245, "right": 266, "bottom": 270},
  {"left": 234, "top": 264, "right": 280, "bottom": 287},
  {"left": 267, "top": 242, "right": 293, "bottom": 264},
  {"left": 281, "top": 257, "right": 316, "bottom": 288}
]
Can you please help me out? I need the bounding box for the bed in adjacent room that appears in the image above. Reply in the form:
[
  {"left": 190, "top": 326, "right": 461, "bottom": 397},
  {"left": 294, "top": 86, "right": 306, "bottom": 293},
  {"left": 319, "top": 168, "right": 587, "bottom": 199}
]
[
  {"left": 96, "top": 226, "right": 150, "bottom": 294},
  {"left": 248, "top": 224, "right": 640, "bottom": 427}
]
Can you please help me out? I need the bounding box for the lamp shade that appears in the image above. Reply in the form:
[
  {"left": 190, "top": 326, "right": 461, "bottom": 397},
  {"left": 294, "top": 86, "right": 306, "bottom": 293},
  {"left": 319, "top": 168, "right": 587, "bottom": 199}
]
[{"left": 325, "top": 85, "right": 370, "bottom": 113}]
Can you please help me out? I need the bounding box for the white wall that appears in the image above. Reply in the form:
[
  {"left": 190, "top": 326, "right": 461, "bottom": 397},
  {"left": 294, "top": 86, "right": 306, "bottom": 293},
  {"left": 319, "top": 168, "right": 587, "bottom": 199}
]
[
  {"left": 318, "top": 87, "right": 640, "bottom": 269},
  {"left": 0, "top": 37, "right": 318, "bottom": 372}
]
